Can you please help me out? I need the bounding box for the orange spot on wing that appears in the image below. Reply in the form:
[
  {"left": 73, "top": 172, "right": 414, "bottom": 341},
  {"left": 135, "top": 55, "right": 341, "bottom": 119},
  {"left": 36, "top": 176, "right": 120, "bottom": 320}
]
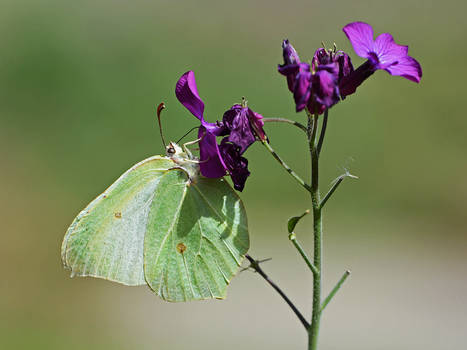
[{"left": 176, "top": 242, "right": 187, "bottom": 254}]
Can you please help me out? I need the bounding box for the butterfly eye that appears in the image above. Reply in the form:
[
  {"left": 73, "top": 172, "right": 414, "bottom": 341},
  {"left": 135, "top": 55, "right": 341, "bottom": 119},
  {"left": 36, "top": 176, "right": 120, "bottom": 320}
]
[{"left": 167, "top": 146, "right": 175, "bottom": 155}]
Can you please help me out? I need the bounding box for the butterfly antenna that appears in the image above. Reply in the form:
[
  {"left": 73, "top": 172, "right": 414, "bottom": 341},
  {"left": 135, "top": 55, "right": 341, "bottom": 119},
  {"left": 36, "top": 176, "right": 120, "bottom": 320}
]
[
  {"left": 176, "top": 126, "right": 199, "bottom": 144},
  {"left": 155, "top": 102, "right": 167, "bottom": 148}
]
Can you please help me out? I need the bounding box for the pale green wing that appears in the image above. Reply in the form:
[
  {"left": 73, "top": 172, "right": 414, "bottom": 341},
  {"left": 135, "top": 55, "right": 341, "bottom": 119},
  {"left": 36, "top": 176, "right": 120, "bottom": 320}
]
[
  {"left": 143, "top": 169, "right": 249, "bottom": 302},
  {"left": 61, "top": 156, "right": 175, "bottom": 286}
]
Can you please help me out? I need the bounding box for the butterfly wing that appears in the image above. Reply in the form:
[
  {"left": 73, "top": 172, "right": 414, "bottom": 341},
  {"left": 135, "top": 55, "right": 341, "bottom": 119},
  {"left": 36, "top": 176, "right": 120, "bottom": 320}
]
[
  {"left": 143, "top": 169, "right": 249, "bottom": 302},
  {"left": 61, "top": 156, "right": 174, "bottom": 286}
]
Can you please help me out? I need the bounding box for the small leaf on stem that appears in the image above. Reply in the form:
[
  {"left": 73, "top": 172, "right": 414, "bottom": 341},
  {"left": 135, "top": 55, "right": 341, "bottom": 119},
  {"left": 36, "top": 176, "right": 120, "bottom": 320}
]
[{"left": 287, "top": 209, "right": 310, "bottom": 233}]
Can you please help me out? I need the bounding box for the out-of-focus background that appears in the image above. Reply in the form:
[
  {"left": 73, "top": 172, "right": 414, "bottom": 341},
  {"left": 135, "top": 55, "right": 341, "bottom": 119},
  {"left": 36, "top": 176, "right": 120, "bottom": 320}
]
[{"left": 1, "top": 0, "right": 466, "bottom": 349}]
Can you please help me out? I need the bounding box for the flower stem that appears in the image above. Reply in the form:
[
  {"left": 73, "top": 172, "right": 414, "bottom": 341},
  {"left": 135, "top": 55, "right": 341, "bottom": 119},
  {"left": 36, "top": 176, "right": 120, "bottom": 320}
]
[
  {"left": 317, "top": 109, "right": 328, "bottom": 156},
  {"left": 288, "top": 233, "right": 318, "bottom": 276},
  {"left": 245, "top": 254, "right": 310, "bottom": 330},
  {"left": 263, "top": 117, "right": 308, "bottom": 133},
  {"left": 261, "top": 140, "right": 312, "bottom": 192},
  {"left": 320, "top": 270, "right": 351, "bottom": 312},
  {"left": 307, "top": 112, "right": 322, "bottom": 350}
]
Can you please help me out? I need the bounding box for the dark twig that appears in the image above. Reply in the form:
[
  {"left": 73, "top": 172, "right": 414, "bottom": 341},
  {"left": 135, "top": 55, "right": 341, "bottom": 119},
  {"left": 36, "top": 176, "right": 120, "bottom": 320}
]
[{"left": 245, "top": 254, "right": 310, "bottom": 330}]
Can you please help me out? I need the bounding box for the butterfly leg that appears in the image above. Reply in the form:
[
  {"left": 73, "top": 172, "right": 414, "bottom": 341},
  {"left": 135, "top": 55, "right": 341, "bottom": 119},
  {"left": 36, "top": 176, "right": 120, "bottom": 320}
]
[{"left": 182, "top": 138, "right": 202, "bottom": 159}]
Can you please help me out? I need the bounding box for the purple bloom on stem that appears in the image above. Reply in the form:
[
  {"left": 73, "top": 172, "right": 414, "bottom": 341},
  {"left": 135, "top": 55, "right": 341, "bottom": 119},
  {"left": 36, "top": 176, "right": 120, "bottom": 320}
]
[
  {"left": 312, "top": 48, "right": 354, "bottom": 83},
  {"left": 341, "top": 21, "right": 422, "bottom": 96},
  {"left": 222, "top": 104, "right": 266, "bottom": 154},
  {"left": 279, "top": 40, "right": 353, "bottom": 114},
  {"left": 175, "top": 71, "right": 265, "bottom": 191}
]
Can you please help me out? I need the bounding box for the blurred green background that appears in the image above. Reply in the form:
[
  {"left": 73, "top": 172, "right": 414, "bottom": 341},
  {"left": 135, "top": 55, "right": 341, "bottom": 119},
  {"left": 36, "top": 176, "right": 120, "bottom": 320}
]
[{"left": 1, "top": 0, "right": 466, "bottom": 349}]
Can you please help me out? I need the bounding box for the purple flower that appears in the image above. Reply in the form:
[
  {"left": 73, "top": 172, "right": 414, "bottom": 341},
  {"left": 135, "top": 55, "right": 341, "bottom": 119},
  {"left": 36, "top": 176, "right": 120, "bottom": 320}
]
[
  {"left": 175, "top": 71, "right": 266, "bottom": 191},
  {"left": 221, "top": 104, "right": 266, "bottom": 154},
  {"left": 278, "top": 40, "right": 353, "bottom": 114},
  {"left": 340, "top": 21, "right": 422, "bottom": 96},
  {"left": 312, "top": 48, "right": 354, "bottom": 83}
]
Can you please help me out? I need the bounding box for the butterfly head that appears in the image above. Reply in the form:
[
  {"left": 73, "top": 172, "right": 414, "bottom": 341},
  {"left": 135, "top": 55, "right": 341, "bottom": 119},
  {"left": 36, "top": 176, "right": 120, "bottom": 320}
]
[
  {"left": 165, "top": 142, "right": 185, "bottom": 158},
  {"left": 166, "top": 142, "right": 200, "bottom": 182}
]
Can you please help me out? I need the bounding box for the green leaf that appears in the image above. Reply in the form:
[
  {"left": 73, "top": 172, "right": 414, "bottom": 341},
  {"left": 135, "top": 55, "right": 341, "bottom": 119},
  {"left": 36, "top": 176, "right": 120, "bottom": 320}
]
[
  {"left": 287, "top": 209, "right": 310, "bottom": 233},
  {"left": 62, "top": 152, "right": 249, "bottom": 302}
]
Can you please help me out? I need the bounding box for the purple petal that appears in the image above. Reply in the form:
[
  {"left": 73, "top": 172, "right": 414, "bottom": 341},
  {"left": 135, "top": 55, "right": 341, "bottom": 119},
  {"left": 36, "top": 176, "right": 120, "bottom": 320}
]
[
  {"left": 373, "top": 33, "right": 409, "bottom": 69},
  {"left": 384, "top": 55, "right": 422, "bottom": 83},
  {"left": 222, "top": 105, "right": 256, "bottom": 154},
  {"left": 294, "top": 70, "right": 312, "bottom": 112},
  {"left": 219, "top": 139, "right": 250, "bottom": 192},
  {"left": 278, "top": 63, "right": 301, "bottom": 92},
  {"left": 335, "top": 51, "right": 354, "bottom": 82},
  {"left": 342, "top": 22, "right": 375, "bottom": 58},
  {"left": 175, "top": 71, "right": 205, "bottom": 121},
  {"left": 278, "top": 64, "right": 301, "bottom": 76},
  {"left": 307, "top": 100, "right": 327, "bottom": 116},
  {"left": 279, "top": 40, "right": 301, "bottom": 93},
  {"left": 248, "top": 108, "right": 267, "bottom": 141},
  {"left": 282, "top": 39, "right": 301, "bottom": 65},
  {"left": 198, "top": 127, "right": 227, "bottom": 178},
  {"left": 312, "top": 48, "right": 331, "bottom": 70},
  {"left": 312, "top": 65, "right": 340, "bottom": 108},
  {"left": 203, "top": 120, "right": 226, "bottom": 136}
]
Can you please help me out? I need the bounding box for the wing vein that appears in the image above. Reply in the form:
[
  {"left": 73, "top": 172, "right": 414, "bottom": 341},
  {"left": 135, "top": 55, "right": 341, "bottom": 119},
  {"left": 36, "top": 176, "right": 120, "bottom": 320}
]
[{"left": 151, "top": 182, "right": 188, "bottom": 269}]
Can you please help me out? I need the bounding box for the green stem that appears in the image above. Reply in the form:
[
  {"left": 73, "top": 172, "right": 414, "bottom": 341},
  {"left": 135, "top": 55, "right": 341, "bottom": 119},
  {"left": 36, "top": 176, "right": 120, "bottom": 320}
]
[
  {"left": 320, "top": 172, "right": 358, "bottom": 209},
  {"left": 288, "top": 233, "right": 318, "bottom": 276},
  {"left": 261, "top": 140, "right": 312, "bottom": 192},
  {"left": 320, "top": 176, "right": 343, "bottom": 209},
  {"left": 317, "top": 109, "right": 328, "bottom": 156},
  {"left": 308, "top": 112, "right": 322, "bottom": 350},
  {"left": 263, "top": 117, "right": 308, "bottom": 133},
  {"left": 320, "top": 270, "right": 351, "bottom": 312}
]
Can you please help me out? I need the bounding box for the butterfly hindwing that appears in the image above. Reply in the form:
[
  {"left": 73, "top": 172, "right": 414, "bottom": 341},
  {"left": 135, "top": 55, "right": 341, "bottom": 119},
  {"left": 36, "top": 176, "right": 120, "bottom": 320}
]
[
  {"left": 143, "top": 170, "right": 249, "bottom": 302},
  {"left": 61, "top": 156, "right": 174, "bottom": 286}
]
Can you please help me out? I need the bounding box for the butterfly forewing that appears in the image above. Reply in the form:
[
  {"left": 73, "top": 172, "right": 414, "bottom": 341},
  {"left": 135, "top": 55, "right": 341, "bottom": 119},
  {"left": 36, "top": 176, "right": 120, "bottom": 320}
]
[
  {"left": 143, "top": 170, "right": 249, "bottom": 302},
  {"left": 61, "top": 156, "right": 174, "bottom": 286}
]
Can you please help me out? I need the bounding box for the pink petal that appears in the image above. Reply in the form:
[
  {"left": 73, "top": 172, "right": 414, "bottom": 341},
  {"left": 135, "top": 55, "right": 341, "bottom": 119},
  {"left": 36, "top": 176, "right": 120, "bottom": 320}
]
[{"left": 342, "top": 22, "right": 375, "bottom": 58}]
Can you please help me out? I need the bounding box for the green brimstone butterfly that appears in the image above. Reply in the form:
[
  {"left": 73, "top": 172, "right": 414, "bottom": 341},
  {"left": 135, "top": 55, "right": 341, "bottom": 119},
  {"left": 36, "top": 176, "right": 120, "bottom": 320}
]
[{"left": 61, "top": 142, "right": 249, "bottom": 302}]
